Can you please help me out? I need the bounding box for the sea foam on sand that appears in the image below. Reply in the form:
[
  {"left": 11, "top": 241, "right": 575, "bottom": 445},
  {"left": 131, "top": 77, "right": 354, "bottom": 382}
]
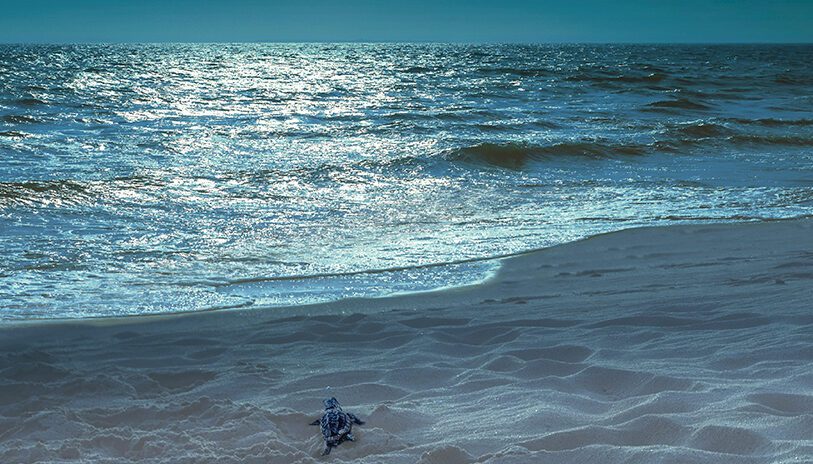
[{"left": 1, "top": 220, "right": 812, "bottom": 463}]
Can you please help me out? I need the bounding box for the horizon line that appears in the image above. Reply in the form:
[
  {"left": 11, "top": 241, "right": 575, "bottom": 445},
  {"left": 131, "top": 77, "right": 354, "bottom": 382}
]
[{"left": 2, "top": 40, "right": 813, "bottom": 46}]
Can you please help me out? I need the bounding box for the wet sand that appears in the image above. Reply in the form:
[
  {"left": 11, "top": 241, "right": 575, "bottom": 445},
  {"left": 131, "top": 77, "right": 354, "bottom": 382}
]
[{"left": 1, "top": 219, "right": 812, "bottom": 463}]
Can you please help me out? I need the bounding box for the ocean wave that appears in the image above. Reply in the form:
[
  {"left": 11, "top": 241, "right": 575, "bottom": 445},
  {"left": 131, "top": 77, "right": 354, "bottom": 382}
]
[
  {"left": 566, "top": 72, "right": 668, "bottom": 84},
  {"left": 0, "top": 130, "right": 30, "bottom": 139},
  {"left": 477, "top": 67, "right": 551, "bottom": 77},
  {"left": 1, "top": 115, "right": 40, "bottom": 124},
  {"left": 380, "top": 111, "right": 472, "bottom": 122},
  {"left": 397, "top": 66, "right": 435, "bottom": 74},
  {"left": 215, "top": 252, "right": 508, "bottom": 289},
  {"left": 0, "top": 174, "right": 172, "bottom": 208},
  {"left": 672, "top": 122, "right": 732, "bottom": 138},
  {"left": 725, "top": 118, "right": 813, "bottom": 127},
  {"left": 660, "top": 125, "right": 813, "bottom": 149},
  {"left": 444, "top": 141, "right": 647, "bottom": 168},
  {"left": 0, "top": 180, "right": 93, "bottom": 207},
  {"left": 0, "top": 160, "right": 437, "bottom": 209},
  {"left": 5, "top": 127, "right": 808, "bottom": 211},
  {"left": 774, "top": 74, "right": 813, "bottom": 85},
  {"left": 644, "top": 98, "right": 711, "bottom": 111},
  {"left": 728, "top": 135, "right": 813, "bottom": 147},
  {"left": 14, "top": 97, "right": 48, "bottom": 107},
  {"left": 473, "top": 120, "right": 562, "bottom": 132},
  {"left": 0, "top": 141, "right": 653, "bottom": 209}
]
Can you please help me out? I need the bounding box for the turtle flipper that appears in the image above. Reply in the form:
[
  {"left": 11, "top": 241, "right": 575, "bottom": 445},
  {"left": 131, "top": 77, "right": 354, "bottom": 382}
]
[
  {"left": 322, "top": 445, "right": 332, "bottom": 456},
  {"left": 309, "top": 419, "right": 320, "bottom": 426},
  {"left": 345, "top": 433, "right": 356, "bottom": 442},
  {"left": 347, "top": 413, "right": 365, "bottom": 425}
]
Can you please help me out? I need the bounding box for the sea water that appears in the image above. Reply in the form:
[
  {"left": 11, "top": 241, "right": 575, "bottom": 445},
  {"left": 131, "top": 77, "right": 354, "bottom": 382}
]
[{"left": 1, "top": 44, "right": 812, "bottom": 319}]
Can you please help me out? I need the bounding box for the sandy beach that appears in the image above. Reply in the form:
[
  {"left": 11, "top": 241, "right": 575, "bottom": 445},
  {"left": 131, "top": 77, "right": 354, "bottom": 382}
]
[{"left": 1, "top": 219, "right": 812, "bottom": 463}]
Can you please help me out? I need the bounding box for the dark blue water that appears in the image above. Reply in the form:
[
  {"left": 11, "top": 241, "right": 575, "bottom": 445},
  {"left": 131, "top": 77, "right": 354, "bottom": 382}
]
[{"left": 1, "top": 44, "right": 812, "bottom": 319}]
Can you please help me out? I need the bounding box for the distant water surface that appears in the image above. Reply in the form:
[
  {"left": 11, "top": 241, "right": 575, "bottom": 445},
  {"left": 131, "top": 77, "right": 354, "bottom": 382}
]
[{"left": 1, "top": 44, "right": 812, "bottom": 319}]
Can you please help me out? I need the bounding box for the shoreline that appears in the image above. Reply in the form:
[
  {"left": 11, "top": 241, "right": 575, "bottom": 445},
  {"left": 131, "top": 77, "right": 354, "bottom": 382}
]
[
  {"left": 1, "top": 218, "right": 812, "bottom": 463},
  {"left": 0, "top": 216, "right": 803, "bottom": 330}
]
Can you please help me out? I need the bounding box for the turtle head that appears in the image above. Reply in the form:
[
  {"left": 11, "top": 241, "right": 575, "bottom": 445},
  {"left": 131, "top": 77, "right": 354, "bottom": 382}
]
[{"left": 323, "top": 397, "right": 341, "bottom": 410}]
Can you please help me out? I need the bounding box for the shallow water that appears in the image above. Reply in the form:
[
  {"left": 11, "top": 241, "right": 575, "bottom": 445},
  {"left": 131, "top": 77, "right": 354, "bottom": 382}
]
[{"left": 1, "top": 43, "right": 812, "bottom": 319}]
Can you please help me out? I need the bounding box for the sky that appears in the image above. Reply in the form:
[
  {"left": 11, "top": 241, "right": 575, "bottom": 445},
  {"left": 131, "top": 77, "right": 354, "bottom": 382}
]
[{"left": 0, "top": 0, "right": 812, "bottom": 43}]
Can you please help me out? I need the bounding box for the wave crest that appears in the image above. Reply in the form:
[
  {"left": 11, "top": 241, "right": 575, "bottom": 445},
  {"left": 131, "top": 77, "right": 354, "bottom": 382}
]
[
  {"left": 645, "top": 98, "right": 711, "bottom": 111},
  {"left": 444, "top": 142, "right": 647, "bottom": 168}
]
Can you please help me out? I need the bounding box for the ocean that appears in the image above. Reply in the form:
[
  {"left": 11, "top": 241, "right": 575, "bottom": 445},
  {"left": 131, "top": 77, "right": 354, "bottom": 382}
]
[{"left": 1, "top": 43, "right": 812, "bottom": 319}]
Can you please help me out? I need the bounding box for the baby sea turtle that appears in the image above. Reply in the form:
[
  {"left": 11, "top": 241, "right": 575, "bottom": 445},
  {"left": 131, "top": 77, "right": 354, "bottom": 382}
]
[{"left": 309, "top": 397, "right": 365, "bottom": 455}]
